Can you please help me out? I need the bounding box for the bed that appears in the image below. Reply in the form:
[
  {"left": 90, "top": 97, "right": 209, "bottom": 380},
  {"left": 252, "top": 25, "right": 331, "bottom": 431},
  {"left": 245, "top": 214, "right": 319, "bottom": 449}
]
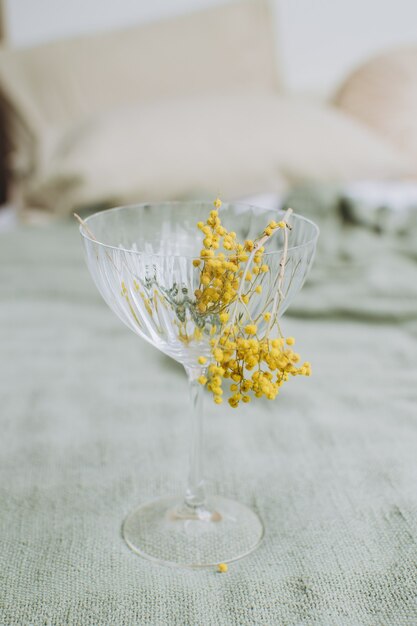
[{"left": 1, "top": 197, "right": 416, "bottom": 624}]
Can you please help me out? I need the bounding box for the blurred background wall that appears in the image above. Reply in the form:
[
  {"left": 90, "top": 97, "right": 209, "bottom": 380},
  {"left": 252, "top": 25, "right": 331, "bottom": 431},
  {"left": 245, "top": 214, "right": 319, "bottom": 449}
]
[
  {"left": 4, "top": 0, "right": 417, "bottom": 96},
  {"left": 1, "top": 0, "right": 417, "bottom": 223}
]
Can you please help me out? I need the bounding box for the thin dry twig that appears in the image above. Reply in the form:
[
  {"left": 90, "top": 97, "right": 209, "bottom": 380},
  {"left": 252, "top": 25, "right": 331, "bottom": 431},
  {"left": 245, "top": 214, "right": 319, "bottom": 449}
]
[
  {"left": 230, "top": 207, "right": 293, "bottom": 330},
  {"left": 266, "top": 207, "right": 293, "bottom": 334},
  {"left": 73, "top": 213, "right": 96, "bottom": 240}
]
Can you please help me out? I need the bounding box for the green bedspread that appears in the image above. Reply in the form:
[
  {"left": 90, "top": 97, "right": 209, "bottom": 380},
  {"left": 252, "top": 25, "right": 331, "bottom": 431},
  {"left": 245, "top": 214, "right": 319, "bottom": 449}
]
[{"left": 1, "top": 208, "right": 417, "bottom": 625}]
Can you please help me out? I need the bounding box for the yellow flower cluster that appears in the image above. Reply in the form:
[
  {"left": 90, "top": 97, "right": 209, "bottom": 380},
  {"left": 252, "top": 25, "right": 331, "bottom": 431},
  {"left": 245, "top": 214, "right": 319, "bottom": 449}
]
[
  {"left": 195, "top": 199, "right": 311, "bottom": 407},
  {"left": 193, "top": 204, "right": 249, "bottom": 315},
  {"left": 194, "top": 198, "right": 277, "bottom": 317},
  {"left": 205, "top": 333, "right": 311, "bottom": 407}
]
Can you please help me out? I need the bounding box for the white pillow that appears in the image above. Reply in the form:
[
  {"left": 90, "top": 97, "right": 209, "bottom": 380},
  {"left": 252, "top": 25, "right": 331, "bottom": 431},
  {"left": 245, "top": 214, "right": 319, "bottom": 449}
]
[
  {"left": 0, "top": 0, "right": 278, "bottom": 151},
  {"left": 25, "top": 92, "right": 413, "bottom": 214}
]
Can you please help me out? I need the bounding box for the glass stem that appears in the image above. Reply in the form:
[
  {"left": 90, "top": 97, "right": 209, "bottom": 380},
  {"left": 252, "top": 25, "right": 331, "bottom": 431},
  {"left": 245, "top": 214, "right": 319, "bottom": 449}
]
[{"left": 183, "top": 366, "right": 206, "bottom": 510}]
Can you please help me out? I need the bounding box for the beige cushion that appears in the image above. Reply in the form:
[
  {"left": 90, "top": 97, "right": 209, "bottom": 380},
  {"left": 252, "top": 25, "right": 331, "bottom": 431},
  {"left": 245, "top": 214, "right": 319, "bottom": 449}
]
[
  {"left": 24, "top": 93, "right": 413, "bottom": 213},
  {"left": 334, "top": 46, "right": 417, "bottom": 162},
  {"left": 0, "top": 0, "right": 278, "bottom": 173}
]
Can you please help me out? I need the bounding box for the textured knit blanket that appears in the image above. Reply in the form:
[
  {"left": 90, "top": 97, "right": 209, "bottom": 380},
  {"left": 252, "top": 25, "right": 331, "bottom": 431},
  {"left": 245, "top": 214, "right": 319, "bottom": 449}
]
[{"left": 1, "top": 206, "right": 417, "bottom": 625}]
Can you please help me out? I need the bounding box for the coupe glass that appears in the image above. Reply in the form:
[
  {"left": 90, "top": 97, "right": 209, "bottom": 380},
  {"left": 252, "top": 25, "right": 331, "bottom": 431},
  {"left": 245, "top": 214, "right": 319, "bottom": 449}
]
[{"left": 79, "top": 201, "right": 319, "bottom": 568}]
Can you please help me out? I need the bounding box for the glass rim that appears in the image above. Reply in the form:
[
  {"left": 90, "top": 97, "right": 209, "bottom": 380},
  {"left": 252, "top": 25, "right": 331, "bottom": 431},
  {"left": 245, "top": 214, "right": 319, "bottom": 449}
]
[{"left": 79, "top": 201, "right": 320, "bottom": 258}]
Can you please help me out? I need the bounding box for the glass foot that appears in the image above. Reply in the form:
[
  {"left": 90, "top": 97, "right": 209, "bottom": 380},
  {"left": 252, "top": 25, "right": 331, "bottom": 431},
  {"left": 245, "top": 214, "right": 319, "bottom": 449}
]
[{"left": 122, "top": 495, "right": 264, "bottom": 568}]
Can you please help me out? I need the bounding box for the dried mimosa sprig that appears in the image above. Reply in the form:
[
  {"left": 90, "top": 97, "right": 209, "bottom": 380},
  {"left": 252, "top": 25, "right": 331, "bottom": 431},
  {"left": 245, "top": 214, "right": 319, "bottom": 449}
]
[
  {"left": 75, "top": 206, "right": 311, "bottom": 410},
  {"left": 229, "top": 207, "right": 293, "bottom": 334},
  {"left": 267, "top": 207, "right": 292, "bottom": 335},
  {"left": 196, "top": 199, "right": 311, "bottom": 407}
]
